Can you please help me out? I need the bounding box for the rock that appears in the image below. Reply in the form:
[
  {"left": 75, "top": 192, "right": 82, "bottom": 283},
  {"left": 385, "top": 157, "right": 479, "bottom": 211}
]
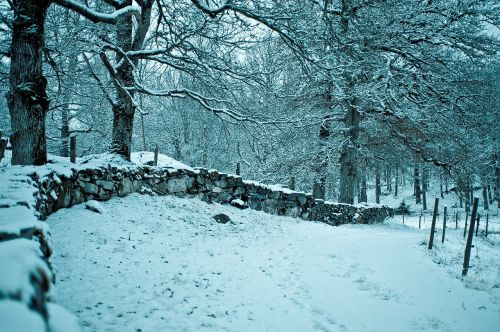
[
  {"left": 213, "top": 213, "right": 231, "bottom": 224},
  {"left": 85, "top": 200, "right": 105, "bottom": 214},
  {"left": 95, "top": 180, "right": 115, "bottom": 191},
  {"left": 230, "top": 199, "right": 247, "bottom": 209},
  {"left": 83, "top": 182, "right": 99, "bottom": 195}
]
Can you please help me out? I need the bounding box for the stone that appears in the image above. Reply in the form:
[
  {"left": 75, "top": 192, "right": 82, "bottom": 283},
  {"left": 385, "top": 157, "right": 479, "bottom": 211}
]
[
  {"left": 233, "top": 186, "right": 245, "bottom": 195},
  {"left": 83, "top": 182, "right": 99, "bottom": 195},
  {"left": 95, "top": 180, "right": 115, "bottom": 191},
  {"left": 167, "top": 178, "right": 188, "bottom": 193},
  {"left": 213, "top": 213, "right": 231, "bottom": 224},
  {"left": 231, "top": 199, "right": 247, "bottom": 209}
]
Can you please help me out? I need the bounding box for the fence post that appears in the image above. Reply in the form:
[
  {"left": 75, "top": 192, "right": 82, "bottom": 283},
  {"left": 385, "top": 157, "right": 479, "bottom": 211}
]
[
  {"left": 462, "top": 197, "right": 479, "bottom": 276},
  {"left": 289, "top": 176, "right": 296, "bottom": 191},
  {"left": 153, "top": 144, "right": 158, "bottom": 166},
  {"left": 70, "top": 136, "right": 76, "bottom": 163},
  {"left": 419, "top": 214, "right": 422, "bottom": 229},
  {"left": 441, "top": 206, "right": 447, "bottom": 243},
  {"left": 236, "top": 162, "right": 241, "bottom": 176},
  {"left": 428, "top": 198, "right": 440, "bottom": 249},
  {"left": 455, "top": 211, "right": 458, "bottom": 229}
]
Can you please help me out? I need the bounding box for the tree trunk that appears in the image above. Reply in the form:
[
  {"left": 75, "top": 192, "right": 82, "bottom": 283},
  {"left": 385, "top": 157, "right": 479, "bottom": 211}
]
[
  {"left": 7, "top": 0, "right": 51, "bottom": 165},
  {"left": 60, "top": 53, "right": 78, "bottom": 157},
  {"left": 385, "top": 166, "right": 391, "bottom": 192},
  {"left": 375, "top": 166, "right": 381, "bottom": 204},
  {"left": 414, "top": 165, "right": 421, "bottom": 204},
  {"left": 338, "top": 102, "right": 360, "bottom": 204},
  {"left": 440, "top": 172, "right": 444, "bottom": 198},
  {"left": 202, "top": 122, "right": 209, "bottom": 167},
  {"left": 338, "top": 0, "right": 360, "bottom": 205},
  {"left": 110, "top": 5, "right": 135, "bottom": 159},
  {"left": 482, "top": 185, "right": 489, "bottom": 210},
  {"left": 359, "top": 170, "right": 367, "bottom": 203},
  {"left": 394, "top": 167, "right": 399, "bottom": 197},
  {"left": 108, "top": 0, "right": 153, "bottom": 159},
  {"left": 495, "top": 150, "right": 499, "bottom": 208}
]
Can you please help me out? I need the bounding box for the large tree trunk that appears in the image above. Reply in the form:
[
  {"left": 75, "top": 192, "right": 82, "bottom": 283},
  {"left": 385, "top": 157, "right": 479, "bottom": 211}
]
[
  {"left": 110, "top": 4, "right": 135, "bottom": 159},
  {"left": 338, "top": 102, "right": 360, "bottom": 204},
  {"left": 111, "top": 105, "right": 134, "bottom": 158},
  {"left": 338, "top": 0, "right": 360, "bottom": 204},
  {"left": 108, "top": 0, "right": 153, "bottom": 160},
  {"left": 7, "top": 0, "right": 51, "bottom": 165}
]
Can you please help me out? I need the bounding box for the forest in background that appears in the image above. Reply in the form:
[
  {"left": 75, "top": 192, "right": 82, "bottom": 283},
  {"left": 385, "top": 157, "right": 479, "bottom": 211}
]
[{"left": 0, "top": 0, "right": 499, "bottom": 207}]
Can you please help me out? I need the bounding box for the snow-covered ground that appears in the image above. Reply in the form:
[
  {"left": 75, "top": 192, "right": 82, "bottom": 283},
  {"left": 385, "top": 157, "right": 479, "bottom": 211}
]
[{"left": 48, "top": 194, "right": 500, "bottom": 332}]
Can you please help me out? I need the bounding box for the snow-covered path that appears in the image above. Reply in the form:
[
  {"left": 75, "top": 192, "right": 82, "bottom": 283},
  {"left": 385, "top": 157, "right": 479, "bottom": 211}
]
[{"left": 48, "top": 194, "right": 500, "bottom": 332}]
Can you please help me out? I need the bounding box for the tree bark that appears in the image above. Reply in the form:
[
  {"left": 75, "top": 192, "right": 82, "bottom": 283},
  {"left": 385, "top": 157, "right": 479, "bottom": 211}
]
[
  {"left": 414, "top": 165, "right": 421, "bottom": 204},
  {"left": 338, "top": 0, "right": 360, "bottom": 204},
  {"left": 394, "top": 167, "right": 399, "bottom": 197},
  {"left": 338, "top": 101, "right": 360, "bottom": 204},
  {"left": 108, "top": 0, "right": 153, "bottom": 159},
  {"left": 7, "top": 0, "right": 51, "bottom": 165},
  {"left": 60, "top": 50, "right": 78, "bottom": 157},
  {"left": 375, "top": 166, "right": 381, "bottom": 204},
  {"left": 110, "top": 3, "right": 135, "bottom": 159},
  {"left": 482, "top": 185, "right": 489, "bottom": 210},
  {"left": 359, "top": 170, "right": 367, "bottom": 203}
]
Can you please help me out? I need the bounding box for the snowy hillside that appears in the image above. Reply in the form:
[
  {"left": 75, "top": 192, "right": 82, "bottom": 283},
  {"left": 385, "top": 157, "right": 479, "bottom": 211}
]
[{"left": 48, "top": 194, "right": 500, "bottom": 332}]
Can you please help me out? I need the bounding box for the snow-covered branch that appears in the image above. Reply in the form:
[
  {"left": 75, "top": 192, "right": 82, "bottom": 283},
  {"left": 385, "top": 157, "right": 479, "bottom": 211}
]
[{"left": 53, "top": 0, "right": 141, "bottom": 24}]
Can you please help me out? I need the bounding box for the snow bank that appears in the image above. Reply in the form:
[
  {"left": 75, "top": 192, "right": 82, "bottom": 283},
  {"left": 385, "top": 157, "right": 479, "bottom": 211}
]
[
  {"left": 0, "top": 300, "right": 45, "bottom": 332},
  {"left": 131, "top": 151, "right": 195, "bottom": 171}
]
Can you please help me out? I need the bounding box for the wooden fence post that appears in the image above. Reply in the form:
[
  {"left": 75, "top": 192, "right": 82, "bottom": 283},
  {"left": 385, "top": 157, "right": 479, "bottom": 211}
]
[
  {"left": 455, "top": 211, "right": 458, "bottom": 229},
  {"left": 70, "top": 136, "right": 76, "bottom": 163},
  {"left": 289, "top": 176, "right": 296, "bottom": 191},
  {"left": 419, "top": 214, "right": 422, "bottom": 229},
  {"left": 441, "top": 206, "right": 447, "bottom": 243},
  {"left": 236, "top": 162, "right": 241, "bottom": 176},
  {"left": 462, "top": 197, "right": 479, "bottom": 276},
  {"left": 428, "top": 198, "right": 440, "bottom": 249},
  {"left": 154, "top": 144, "right": 158, "bottom": 166}
]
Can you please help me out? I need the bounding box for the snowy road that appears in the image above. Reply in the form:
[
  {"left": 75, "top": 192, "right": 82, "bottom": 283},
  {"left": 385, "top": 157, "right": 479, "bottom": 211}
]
[{"left": 48, "top": 194, "right": 500, "bottom": 332}]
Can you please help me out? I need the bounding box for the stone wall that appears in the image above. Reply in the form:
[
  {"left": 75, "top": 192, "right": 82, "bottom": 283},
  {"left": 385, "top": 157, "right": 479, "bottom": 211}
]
[
  {"left": 0, "top": 156, "right": 392, "bottom": 330},
  {"left": 33, "top": 164, "right": 392, "bottom": 226}
]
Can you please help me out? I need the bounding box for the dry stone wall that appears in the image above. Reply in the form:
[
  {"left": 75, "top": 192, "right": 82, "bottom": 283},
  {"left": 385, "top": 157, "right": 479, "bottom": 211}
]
[{"left": 33, "top": 164, "right": 392, "bottom": 226}]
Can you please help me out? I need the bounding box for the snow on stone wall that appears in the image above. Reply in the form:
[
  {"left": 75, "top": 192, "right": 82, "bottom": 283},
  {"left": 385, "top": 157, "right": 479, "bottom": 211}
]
[{"left": 0, "top": 154, "right": 392, "bottom": 331}]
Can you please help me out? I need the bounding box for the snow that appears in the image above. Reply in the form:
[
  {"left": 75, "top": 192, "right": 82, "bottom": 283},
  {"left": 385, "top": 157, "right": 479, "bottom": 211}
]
[
  {"left": 0, "top": 239, "right": 51, "bottom": 305},
  {"left": 131, "top": 151, "right": 195, "bottom": 171},
  {"left": 84, "top": 200, "right": 105, "bottom": 214},
  {"left": 47, "top": 193, "right": 500, "bottom": 332},
  {"left": 0, "top": 205, "right": 39, "bottom": 235},
  {"left": 47, "top": 303, "right": 81, "bottom": 332},
  {"left": 0, "top": 300, "right": 45, "bottom": 332}
]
